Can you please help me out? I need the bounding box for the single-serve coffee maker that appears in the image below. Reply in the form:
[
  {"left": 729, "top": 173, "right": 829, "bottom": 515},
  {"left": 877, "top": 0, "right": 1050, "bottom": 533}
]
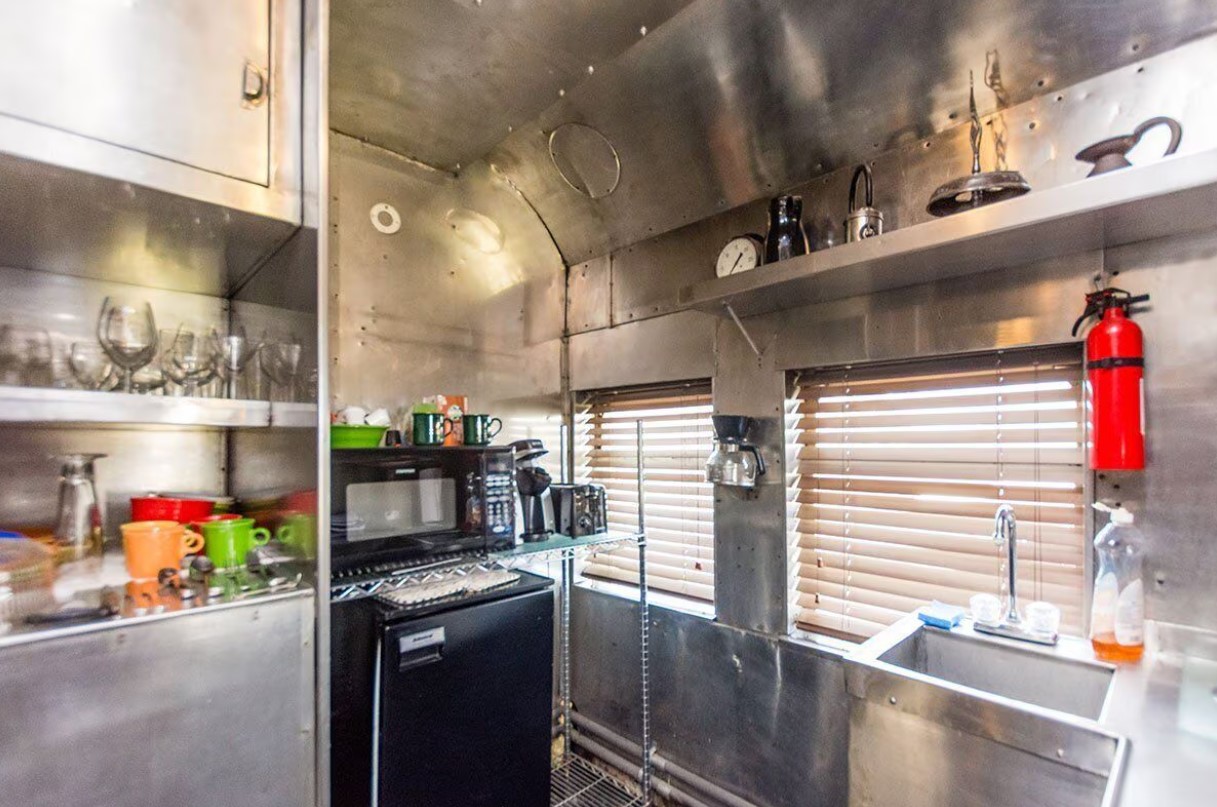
[
  {"left": 705, "top": 415, "right": 766, "bottom": 488},
  {"left": 510, "top": 439, "right": 555, "bottom": 543}
]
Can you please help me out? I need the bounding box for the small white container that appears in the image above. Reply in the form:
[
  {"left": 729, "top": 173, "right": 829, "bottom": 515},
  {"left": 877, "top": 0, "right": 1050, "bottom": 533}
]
[
  {"left": 1024, "top": 601, "right": 1061, "bottom": 639},
  {"left": 970, "top": 593, "right": 1002, "bottom": 626}
]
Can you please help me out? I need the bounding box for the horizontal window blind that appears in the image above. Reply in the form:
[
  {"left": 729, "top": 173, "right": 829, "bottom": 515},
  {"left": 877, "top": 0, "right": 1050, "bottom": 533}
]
[
  {"left": 576, "top": 381, "right": 715, "bottom": 604},
  {"left": 790, "top": 346, "right": 1086, "bottom": 639}
]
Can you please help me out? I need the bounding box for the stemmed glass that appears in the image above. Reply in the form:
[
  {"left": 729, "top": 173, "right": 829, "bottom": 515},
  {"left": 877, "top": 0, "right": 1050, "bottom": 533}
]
[
  {"left": 260, "top": 340, "right": 302, "bottom": 402},
  {"left": 161, "top": 327, "right": 221, "bottom": 397},
  {"left": 69, "top": 342, "right": 115, "bottom": 390},
  {"left": 97, "top": 297, "right": 158, "bottom": 393},
  {"left": 217, "top": 328, "right": 260, "bottom": 399}
]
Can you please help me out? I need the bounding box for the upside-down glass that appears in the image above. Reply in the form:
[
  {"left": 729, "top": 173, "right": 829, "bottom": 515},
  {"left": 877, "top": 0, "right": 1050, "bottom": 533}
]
[
  {"left": 97, "top": 297, "right": 158, "bottom": 393},
  {"left": 161, "top": 327, "right": 221, "bottom": 397},
  {"left": 261, "top": 340, "right": 302, "bottom": 402},
  {"left": 69, "top": 342, "right": 115, "bottom": 390}
]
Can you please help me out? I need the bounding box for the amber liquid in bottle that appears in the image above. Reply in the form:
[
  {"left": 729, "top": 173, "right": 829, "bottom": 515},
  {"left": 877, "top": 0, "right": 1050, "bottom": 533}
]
[{"left": 1091, "top": 636, "right": 1144, "bottom": 663}]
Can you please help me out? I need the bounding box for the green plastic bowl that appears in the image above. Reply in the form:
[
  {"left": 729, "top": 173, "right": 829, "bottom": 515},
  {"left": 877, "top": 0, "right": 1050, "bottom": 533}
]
[{"left": 331, "top": 424, "right": 388, "bottom": 449}]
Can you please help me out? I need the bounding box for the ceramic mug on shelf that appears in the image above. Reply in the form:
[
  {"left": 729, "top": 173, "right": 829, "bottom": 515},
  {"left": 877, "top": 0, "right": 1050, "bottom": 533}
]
[
  {"left": 197, "top": 517, "right": 271, "bottom": 569},
  {"left": 461, "top": 414, "right": 503, "bottom": 446},
  {"left": 276, "top": 513, "right": 317, "bottom": 559},
  {"left": 412, "top": 412, "right": 452, "bottom": 446},
  {"left": 120, "top": 520, "right": 204, "bottom": 581}
]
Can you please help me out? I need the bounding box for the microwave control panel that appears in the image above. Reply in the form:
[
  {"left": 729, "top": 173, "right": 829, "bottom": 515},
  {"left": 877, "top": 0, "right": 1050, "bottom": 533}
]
[{"left": 484, "top": 471, "right": 515, "bottom": 536}]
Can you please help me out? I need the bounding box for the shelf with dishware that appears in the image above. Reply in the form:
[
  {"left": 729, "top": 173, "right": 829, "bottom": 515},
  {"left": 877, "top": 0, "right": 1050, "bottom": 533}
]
[
  {"left": 0, "top": 386, "right": 316, "bottom": 429},
  {"left": 676, "top": 148, "right": 1217, "bottom": 319}
]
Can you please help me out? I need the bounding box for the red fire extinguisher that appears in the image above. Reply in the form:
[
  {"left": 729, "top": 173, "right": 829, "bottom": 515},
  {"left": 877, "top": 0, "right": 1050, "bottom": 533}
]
[{"left": 1072, "top": 288, "right": 1150, "bottom": 470}]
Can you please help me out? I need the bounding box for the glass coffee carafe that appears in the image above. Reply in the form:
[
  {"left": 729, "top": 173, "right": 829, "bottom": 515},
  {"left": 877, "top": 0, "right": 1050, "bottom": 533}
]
[{"left": 52, "top": 453, "right": 107, "bottom": 570}]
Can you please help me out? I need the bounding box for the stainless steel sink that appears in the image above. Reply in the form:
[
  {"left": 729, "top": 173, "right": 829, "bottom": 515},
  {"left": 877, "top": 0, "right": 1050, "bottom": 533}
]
[{"left": 875, "top": 622, "right": 1116, "bottom": 720}]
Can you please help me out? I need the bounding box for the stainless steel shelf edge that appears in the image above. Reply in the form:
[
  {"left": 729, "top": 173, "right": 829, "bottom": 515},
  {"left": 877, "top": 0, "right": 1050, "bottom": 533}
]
[
  {"left": 270, "top": 401, "right": 321, "bottom": 428},
  {"left": 678, "top": 149, "right": 1217, "bottom": 318},
  {"left": 0, "top": 385, "right": 273, "bottom": 428}
]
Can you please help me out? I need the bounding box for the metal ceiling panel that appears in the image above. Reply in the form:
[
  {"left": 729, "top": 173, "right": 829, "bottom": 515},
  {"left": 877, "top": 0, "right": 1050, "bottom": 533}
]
[
  {"left": 483, "top": 0, "right": 1217, "bottom": 262},
  {"left": 329, "top": 0, "right": 696, "bottom": 170},
  {"left": 332, "top": 0, "right": 1217, "bottom": 263}
]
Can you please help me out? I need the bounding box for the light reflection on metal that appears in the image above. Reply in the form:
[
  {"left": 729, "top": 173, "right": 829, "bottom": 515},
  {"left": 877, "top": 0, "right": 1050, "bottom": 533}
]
[{"left": 444, "top": 207, "right": 504, "bottom": 254}]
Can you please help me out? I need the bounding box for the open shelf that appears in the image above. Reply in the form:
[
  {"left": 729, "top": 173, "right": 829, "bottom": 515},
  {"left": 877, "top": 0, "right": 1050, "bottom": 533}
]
[
  {"left": 551, "top": 755, "right": 645, "bottom": 807},
  {"left": 678, "top": 149, "right": 1217, "bottom": 318},
  {"left": 490, "top": 530, "right": 640, "bottom": 565},
  {"left": 0, "top": 386, "right": 316, "bottom": 429}
]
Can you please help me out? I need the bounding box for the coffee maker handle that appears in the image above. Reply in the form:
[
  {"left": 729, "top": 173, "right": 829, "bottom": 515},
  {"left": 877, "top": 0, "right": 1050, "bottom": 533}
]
[{"left": 745, "top": 445, "right": 766, "bottom": 477}]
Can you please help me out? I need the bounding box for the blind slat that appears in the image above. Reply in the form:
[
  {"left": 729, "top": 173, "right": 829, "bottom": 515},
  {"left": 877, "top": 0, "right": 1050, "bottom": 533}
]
[
  {"left": 577, "top": 382, "right": 715, "bottom": 604},
  {"left": 791, "top": 347, "right": 1086, "bottom": 639}
]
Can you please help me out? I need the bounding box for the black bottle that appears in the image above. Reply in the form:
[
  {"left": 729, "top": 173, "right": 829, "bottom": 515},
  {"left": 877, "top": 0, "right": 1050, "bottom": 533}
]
[{"left": 764, "top": 194, "right": 810, "bottom": 264}]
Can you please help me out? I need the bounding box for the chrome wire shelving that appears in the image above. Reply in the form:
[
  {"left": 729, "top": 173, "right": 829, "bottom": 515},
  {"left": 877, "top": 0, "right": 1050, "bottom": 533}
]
[{"left": 551, "top": 755, "right": 646, "bottom": 807}]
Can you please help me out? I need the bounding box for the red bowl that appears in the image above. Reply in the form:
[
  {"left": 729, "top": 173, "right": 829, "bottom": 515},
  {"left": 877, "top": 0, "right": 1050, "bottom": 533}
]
[
  {"left": 130, "top": 496, "right": 215, "bottom": 524},
  {"left": 189, "top": 513, "right": 241, "bottom": 526}
]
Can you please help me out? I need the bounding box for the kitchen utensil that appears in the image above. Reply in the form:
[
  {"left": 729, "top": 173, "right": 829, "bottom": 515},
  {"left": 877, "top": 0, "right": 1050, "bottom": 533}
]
[
  {"left": 845, "top": 164, "right": 884, "bottom": 242},
  {"left": 764, "top": 195, "right": 809, "bottom": 263},
  {"left": 217, "top": 329, "right": 259, "bottom": 399},
  {"left": 927, "top": 71, "right": 1030, "bottom": 217},
  {"left": 161, "top": 326, "right": 220, "bottom": 396},
  {"left": 1076, "top": 116, "right": 1183, "bottom": 176},
  {"left": 130, "top": 495, "right": 215, "bottom": 523},
  {"left": 705, "top": 415, "right": 766, "bottom": 488},
  {"left": 197, "top": 517, "right": 270, "bottom": 569},
  {"left": 68, "top": 342, "right": 115, "bottom": 390},
  {"left": 120, "top": 520, "right": 203, "bottom": 581},
  {"left": 97, "top": 296, "right": 158, "bottom": 393},
  {"left": 461, "top": 414, "right": 503, "bottom": 446},
  {"left": 550, "top": 483, "right": 608, "bottom": 537},
  {"left": 412, "top": 412, "right": 451, "bottom": 446},
  {"left": 330, "top": 423, "right": 388, "bottom": 449},
  {"left": 0, "top": 535, "right": 55, "bottom": 624},
  {"left": 511, "top": 438, "right": 554, "bottom": 543},
  {"left": 53, "top": 453, "right": 106, "bottom": 569},
  {"left": 260, "top": 340, "right": 302, "bottom": 402}
]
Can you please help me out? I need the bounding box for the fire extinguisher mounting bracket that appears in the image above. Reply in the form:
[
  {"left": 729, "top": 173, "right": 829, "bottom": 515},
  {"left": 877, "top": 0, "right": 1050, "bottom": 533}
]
[{"left": 1071, "top": 288, "right": 1151, "bottom": 337}]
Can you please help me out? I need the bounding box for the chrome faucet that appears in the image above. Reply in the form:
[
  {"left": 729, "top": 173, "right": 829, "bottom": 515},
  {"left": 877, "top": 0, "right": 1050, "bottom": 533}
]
[{"left": 993, "top": 504, "right": 1020, "bottom": 625}]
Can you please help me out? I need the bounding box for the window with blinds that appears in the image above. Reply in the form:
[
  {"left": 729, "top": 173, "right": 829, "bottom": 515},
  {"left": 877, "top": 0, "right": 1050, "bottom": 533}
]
[
  {"left": 789, "top": 346, "right": 1086, "bottom": 639},
  {"left": 575, "top": 381, "right": 715, "bottom": 604}
]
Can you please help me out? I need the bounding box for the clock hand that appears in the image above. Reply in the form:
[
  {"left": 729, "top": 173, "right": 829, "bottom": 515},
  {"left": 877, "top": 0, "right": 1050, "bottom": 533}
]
[{"left": 730, "top": 253, "right": 743, "bottom": 273}]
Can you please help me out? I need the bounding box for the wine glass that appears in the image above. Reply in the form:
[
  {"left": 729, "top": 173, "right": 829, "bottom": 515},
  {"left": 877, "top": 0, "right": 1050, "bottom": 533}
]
[
  {"left": 217, "top": 328, "right": 260, "bottom": 399},
  {"left": 68, "top": 342, "right": 115, "bottom": 390},
  {"left": 97, "top": 297, "right": 158, "bottom": 393},
  {"left": 0, "top": 325, "right": 53, "bottom": 387},
  {"left": 260, "top": 340, "right": 302, "bottom": 402},
  {"left": 161, "top": 327, "right": 220, "bottom": 397}
]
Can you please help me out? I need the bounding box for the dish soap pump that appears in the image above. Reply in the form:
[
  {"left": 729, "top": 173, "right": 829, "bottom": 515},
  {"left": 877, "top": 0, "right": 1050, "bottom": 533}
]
[{"left": 1089, "top": 503, "right": 1145, "bottom": 662}]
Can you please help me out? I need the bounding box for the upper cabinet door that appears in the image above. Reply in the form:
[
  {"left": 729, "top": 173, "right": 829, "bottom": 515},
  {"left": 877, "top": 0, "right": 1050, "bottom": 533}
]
[{"left": 0, "top": 0, "right": 271, "bottom": 185}]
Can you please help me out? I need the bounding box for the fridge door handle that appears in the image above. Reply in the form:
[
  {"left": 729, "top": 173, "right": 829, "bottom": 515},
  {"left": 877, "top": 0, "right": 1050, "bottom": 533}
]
[{"left": 395, "top": 626, "right": 445, "bottom": 671}]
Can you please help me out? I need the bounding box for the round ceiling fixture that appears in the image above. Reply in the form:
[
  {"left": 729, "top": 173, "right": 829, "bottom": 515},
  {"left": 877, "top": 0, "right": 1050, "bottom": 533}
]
[
  {"left": 370, "top": 202, "right": 401, "bottom": 234},
  {"left": 548, "top": 123, "right": 621, "bottom": 199}
]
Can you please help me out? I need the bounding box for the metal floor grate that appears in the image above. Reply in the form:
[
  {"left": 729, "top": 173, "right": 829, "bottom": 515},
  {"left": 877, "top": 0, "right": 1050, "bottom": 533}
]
[{"left": 551, "top": 756, "right": 646, "bottom": 807}]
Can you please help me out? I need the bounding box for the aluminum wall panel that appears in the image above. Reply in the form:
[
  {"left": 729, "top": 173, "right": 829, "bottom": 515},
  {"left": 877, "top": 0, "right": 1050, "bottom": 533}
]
[
  {"left": 329, "top": 134, "right": 564, "bottom": 438},
  {"left": 567, "top": 309, "right": 715, "bottom": 392},
  {"left": 571, "top": 587, "right": 849, "bottom": 807}
]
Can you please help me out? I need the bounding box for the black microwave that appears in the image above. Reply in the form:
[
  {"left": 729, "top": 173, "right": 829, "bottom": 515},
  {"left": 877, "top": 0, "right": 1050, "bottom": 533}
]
[{"left": 330, "top": 446, "right": 516, "bottom": 572}]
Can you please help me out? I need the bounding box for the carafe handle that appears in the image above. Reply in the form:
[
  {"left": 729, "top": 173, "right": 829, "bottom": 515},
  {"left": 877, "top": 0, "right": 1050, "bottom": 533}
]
[
  {"left": 745, "top": 445, "right": 766, "bottom": 478},
  {"left": 1132, "top": 116, "right": 1183, "bottom": 157}
]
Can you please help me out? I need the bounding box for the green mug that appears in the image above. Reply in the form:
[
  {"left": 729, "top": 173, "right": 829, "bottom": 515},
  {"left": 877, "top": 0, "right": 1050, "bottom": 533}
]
[
  {"left": 412, "top": 412, "right": 452, "bottom": 446},
  {"left": 199, "top": 517, "right": 271, "bottom": 569},
  {"left": 462, "top": 414, "right": 503, "bottom": 446},
  {"left": 277, "top": 513, "right": 317, "bottom": 559}
]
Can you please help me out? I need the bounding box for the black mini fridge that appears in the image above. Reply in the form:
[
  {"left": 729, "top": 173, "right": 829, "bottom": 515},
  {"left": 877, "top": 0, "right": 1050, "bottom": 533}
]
[{"left": 331, "top": 574, "right": 555, "bottom": 807}]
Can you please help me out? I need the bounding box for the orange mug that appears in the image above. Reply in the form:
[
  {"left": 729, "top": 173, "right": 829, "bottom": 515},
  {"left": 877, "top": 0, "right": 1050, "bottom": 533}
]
[{"left": 120, "top": 520, "right": 204, "bottom": 581}]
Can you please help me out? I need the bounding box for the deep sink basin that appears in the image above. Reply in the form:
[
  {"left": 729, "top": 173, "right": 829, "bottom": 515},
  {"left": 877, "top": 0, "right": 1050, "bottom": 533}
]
[{"left": 877, "top": 624, "right": 1115, "bottom": 720}]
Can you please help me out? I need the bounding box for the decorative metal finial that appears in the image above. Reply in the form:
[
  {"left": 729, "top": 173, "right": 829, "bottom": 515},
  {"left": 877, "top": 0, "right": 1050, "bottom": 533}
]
[{"left": 969, "top": 70, "right": 982, "bottom": 175}]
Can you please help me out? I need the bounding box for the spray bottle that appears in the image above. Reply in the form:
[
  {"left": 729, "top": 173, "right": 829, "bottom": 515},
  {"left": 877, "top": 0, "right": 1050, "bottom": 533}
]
[{"left": 1089, "top": 503, "right": 1145, "bottom": 662}]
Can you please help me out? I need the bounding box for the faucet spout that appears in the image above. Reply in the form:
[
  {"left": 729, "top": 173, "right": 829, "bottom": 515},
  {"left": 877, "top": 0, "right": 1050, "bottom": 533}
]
[{"left": 993, "top": 504, "right": 1019, "bottom": 624}]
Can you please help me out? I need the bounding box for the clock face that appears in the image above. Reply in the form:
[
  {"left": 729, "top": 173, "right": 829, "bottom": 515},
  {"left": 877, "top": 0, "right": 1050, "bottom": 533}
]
[{"left": 716, "top": 236, "right": 762, "bottom": 278}]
